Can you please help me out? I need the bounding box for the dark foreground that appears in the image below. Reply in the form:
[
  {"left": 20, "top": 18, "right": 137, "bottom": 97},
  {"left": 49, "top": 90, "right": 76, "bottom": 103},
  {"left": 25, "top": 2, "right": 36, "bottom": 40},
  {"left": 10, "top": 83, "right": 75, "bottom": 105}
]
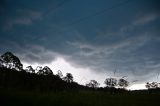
[
  {"left": 0, "top": 67, "right": 160, "bottom": 106},
  {"left": 0, "top": 88, "right": 159, "bottom": 106}
]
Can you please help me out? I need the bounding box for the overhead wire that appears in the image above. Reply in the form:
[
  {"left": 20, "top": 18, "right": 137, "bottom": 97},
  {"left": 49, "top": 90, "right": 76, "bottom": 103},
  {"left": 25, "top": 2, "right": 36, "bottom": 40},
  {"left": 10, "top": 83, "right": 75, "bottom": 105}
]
[
  {"left": 43, "top": 0, "right": 71, "bottom": 17},
  {"left": 66, "top": 0, "right": 131, "bottom": 26},
  {"left": 51, "top": 0, "right": 132, "bottom": 34}
]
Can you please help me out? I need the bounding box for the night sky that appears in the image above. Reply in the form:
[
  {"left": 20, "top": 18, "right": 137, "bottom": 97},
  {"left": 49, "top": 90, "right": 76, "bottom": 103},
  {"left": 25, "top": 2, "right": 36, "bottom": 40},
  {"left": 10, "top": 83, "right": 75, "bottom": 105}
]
[{"left": 0, "top": 0, "right": 160, "bottom": 89}]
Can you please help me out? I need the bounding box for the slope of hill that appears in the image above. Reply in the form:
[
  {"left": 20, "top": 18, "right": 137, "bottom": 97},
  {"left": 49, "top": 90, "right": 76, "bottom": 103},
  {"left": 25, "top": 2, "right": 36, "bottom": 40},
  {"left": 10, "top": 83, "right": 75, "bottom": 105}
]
[
  {"left": 0, "top": 67, "right": 85, "bottom": 92},
  {"left": 0, "top": 52, "right": 160, "bottom": 106}
]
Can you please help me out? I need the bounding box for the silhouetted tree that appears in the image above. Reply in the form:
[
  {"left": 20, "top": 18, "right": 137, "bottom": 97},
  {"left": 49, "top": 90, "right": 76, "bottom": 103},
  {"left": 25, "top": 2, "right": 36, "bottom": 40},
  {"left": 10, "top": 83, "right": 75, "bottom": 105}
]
[
  {"left": 104, "top": 78, "right": 117, "bottom": 88},
  {"left": 145, "top": 82, "right": 150, "bottom": 89},
  {"left": 56, "top": 70, "right": 63, "bottom": 78},
  {"left": 63, "top": 73, "right": 73, "bottom": 83},
  {"left": 86, "top": 80, "right": 100, "bottom": 88},
  {"left": 0, "top": 57, "right": 6, "bottom": 68},
  {"left": 0, "top": 52, "right": 23, "bottom": 71},
  {"left": 43, "top": 66, "right": 53, "bottom": 75},
  {"left": 118, "top": 78, "right": 129, "bottom": 88},
  {"left": 145, "top": 82, "right": 160, "bottom": 89},
  {"left": 25, "top": 66, "right": 35, "bottom": 73},
  {"left": 36, "top": 66, "right": 44, "bottom": 75},
  {"left": 36, "top": 66, "right": 53, "bottom": 75}
]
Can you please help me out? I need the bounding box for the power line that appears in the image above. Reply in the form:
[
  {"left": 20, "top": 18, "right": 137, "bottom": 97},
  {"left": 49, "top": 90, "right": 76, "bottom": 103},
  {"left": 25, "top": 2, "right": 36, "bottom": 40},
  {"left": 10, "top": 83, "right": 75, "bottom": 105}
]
[
  {"left": 67, "top": 0, "right": 131, "bottom": 26},
  {"left": 43, "top": 0, "right": 71, "bottom": 17},
  {"left": 49, "top": 0, "right": 132, "bottom": 34},
  {"left": 157, "top": 72, "right": 159, "bottom": 80}
]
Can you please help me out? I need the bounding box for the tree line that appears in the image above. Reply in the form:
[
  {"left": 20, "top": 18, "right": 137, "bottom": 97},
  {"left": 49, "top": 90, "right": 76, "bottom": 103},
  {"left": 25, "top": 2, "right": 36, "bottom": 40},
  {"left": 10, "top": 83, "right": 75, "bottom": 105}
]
[{"left": 0, "top": 52, "right": 160, "bottom": 90}]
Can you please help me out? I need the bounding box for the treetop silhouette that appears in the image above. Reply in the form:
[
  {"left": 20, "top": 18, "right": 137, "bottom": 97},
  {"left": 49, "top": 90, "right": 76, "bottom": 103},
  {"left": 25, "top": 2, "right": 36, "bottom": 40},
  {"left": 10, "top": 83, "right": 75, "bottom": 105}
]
[{"left": 0, "top": 52, "right": 23, "bottom": 71}]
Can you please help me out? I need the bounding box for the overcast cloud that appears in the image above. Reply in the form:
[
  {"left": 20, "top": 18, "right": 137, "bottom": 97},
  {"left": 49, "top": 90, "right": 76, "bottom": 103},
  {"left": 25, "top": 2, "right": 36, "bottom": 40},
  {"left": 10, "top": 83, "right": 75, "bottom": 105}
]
[{"left": 0, "top": 0, "right": 160, "bottom": 83}]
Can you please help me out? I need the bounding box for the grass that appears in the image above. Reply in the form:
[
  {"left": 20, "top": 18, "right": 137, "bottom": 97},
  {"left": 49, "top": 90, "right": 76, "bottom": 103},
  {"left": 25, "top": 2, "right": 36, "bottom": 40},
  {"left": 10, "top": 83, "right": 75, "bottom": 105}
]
[{"left": 0, "top": 88, "right": 159, "bottom": 106}]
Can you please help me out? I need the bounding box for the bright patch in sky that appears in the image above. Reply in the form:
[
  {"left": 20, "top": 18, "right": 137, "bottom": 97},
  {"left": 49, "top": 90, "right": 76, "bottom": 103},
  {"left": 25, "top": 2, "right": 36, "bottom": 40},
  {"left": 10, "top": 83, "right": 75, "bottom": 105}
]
[
  {"left": 23, "top": 57, "right": 107, "bottom": 86},
  {"left": 128, "top": 84, "right": 147, "bottom": 90}
]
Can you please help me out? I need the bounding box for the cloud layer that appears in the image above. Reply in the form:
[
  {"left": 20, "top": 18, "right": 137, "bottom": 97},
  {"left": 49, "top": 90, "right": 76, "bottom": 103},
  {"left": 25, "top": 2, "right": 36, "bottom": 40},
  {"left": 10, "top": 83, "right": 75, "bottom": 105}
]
[{"left": 0, "top": 0, "right": 160, "bottom": 83}]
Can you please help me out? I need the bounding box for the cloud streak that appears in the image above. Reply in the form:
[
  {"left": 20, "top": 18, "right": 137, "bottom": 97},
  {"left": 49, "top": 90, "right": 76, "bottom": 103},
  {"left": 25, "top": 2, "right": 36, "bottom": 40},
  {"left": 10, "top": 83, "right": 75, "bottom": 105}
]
[
  {"left": 3, "top": 9, "right": 42, "bottom": 30},
  {"left": 133, "top": 13, "right": 159, "bottom": 26}
]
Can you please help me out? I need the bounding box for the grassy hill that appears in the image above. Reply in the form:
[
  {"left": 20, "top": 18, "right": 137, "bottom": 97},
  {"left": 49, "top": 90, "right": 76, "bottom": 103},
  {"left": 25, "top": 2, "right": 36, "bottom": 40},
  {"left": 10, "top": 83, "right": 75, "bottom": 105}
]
[{"left": 0, "top": 67, "right": 160, "bottom": 106}]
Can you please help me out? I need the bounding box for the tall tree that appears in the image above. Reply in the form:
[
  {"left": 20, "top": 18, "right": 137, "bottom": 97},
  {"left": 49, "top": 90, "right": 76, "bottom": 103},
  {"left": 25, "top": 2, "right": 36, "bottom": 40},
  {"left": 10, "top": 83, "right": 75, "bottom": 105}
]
[
  {"left": 104, "top": 78, "right": 117, "bottom": 88},
  {"left": 145, "top": 82, "right": 159, "bottom": 89},
  {"left": 86, "top": 80, "right": 100, "bottom": 88},
  {"left": 43, "top": 66, "right": 53, "bottom": 75},
  {"left": 1, "top": 52, "right": 23, "bottom": 71},
  {"left": 36, "top": 66, "right": 44, "bottom": 75},
  {"left": 118, "top": 78, "right": 129, "bottom": 88},
  {"left": 25, "top": 66, "right": 35, "bottom": 73},
  {"left": 63, "top": 73, "right": 73, "bottom": 83}
]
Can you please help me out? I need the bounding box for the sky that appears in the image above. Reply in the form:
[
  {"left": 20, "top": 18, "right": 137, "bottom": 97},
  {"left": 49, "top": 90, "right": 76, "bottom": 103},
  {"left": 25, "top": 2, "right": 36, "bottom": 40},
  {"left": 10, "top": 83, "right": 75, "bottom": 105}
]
[{"left": 0, "top": 0, "right": 160, "bottom": 89}]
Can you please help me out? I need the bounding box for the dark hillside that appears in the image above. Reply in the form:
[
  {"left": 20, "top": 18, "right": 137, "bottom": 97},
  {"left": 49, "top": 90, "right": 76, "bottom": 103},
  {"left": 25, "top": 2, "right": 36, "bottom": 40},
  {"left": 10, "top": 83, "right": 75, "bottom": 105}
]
[{"left": 0, "top": 67, "right": 85, "bottom": 92}]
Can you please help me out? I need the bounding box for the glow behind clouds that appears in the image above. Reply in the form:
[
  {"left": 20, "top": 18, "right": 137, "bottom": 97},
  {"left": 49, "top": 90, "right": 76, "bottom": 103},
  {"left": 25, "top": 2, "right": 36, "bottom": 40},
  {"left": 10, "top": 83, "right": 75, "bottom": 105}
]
[{"left": 23, "top": 57, "right": 107, "bottom": 86}]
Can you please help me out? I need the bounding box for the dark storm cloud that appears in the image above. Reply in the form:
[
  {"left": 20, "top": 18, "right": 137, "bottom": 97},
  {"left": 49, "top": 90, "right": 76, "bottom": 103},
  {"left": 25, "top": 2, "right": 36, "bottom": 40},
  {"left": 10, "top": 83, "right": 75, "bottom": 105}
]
[
  {"left": 0, "top": 0, "right": 160, "bottom": 82},
  {"left": 65, "top": 36, "right": 160, "bottom": 82},
  {"left": 63, "top": 7, "right": 160, "bottom": 81}
]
